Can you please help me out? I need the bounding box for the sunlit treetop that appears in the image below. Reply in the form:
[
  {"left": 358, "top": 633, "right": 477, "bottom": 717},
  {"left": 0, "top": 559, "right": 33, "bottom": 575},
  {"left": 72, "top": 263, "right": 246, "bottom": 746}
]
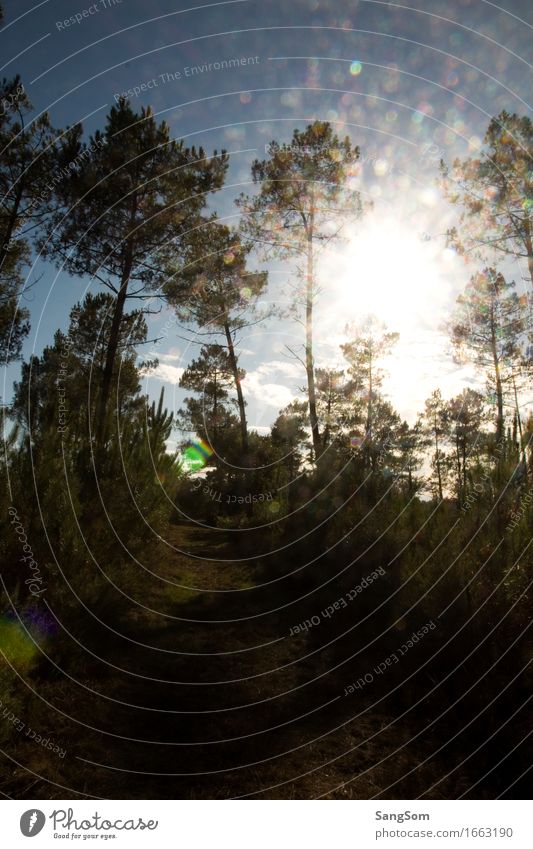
[
  {"left": 238, "top": 121, "right": 364, "bottom": 258},
  {"left": 441, "top": 111, "right": 533, "bottom": 288}
]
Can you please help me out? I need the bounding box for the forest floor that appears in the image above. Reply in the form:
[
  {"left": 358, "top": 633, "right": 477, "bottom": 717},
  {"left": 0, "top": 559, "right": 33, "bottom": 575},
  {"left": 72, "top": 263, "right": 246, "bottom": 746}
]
[{"left": 4, "top": 523, "right": 469, "bottom": 799}]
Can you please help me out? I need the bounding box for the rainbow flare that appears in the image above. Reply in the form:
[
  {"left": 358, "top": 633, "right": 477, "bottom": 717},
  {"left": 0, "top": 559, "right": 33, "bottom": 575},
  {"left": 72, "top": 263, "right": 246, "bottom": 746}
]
[
  {"left": 0, "top": 607, "right": 58, "bottom": 669},
  {"left": 350, "top": 432, "right": 367, "bottom": 449},
  {"left": 182, "top": 438, "right": 214, "bottom": 472}
]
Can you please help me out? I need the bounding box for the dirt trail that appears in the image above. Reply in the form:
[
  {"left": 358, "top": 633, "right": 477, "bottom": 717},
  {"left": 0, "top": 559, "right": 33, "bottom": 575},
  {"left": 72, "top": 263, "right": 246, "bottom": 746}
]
[{"left": 7, "top": 523, "right": 456, "bottom": 799}]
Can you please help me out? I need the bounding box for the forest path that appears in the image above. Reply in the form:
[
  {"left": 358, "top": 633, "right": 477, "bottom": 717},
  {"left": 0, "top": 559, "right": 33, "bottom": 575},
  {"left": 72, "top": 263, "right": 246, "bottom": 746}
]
[
  {"left": 7, "top": 522, "right": 454, "bottom": 799},
  {"left": 74, "top": 522, "right": 444, "bottom": 799}
]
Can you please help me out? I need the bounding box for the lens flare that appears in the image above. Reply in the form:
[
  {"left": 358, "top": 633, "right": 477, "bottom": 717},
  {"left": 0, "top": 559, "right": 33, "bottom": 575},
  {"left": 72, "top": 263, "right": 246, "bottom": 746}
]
[
  {"left": 182, "top": 439, "right": 214, "bottom": 472},
  {"left": 0, "top": 607, "right": 56, "bottom": 668}
]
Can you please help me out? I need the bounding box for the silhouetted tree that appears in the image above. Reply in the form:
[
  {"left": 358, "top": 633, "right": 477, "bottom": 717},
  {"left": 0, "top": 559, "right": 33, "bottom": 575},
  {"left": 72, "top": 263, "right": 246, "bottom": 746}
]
[
  {"left": 445, "top": 388, "right": 487, "bottom": 504},
  {"left": 421, "top": 389, "right": 448, "bottom": 500},
  {"left": 442, "top": 112, "right": 533, "bottom": 288},
  {"left": 177, "top": 343, "right": 240, "bottom": 461},
  {"left": 42, "top": 99, "right": 228, "bottom": 438},
  {"left": 168, "top": 223, "right": 268, "bottom": 455},
  {"left": 239, "top": 122, "right": 362, "bottom": 459},
  {"left": 341, "top": 314, "right": 399, "bottom": 469},
  {"left": 450, "top": 268, "right": 525, "bottom": 445},
  {"left": 0, "top": 74, "right": 59, "bottom": 362}
]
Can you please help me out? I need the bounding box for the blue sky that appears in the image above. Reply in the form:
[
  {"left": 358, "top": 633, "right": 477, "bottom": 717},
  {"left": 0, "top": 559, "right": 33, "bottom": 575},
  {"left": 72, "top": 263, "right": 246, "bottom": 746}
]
[{"left": 2, "top": 0, "right": 532, "bottom": 436}]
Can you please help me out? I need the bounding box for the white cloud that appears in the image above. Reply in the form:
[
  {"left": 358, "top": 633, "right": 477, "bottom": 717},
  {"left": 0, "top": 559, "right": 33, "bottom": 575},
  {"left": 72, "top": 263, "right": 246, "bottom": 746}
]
[
  {"left": 150, "top": 363, "right": 185, "bottom": 385},
  {"left": 254, "top": 360, "right": 303, "bottom": 380},
  {"left": 149, "top": 348, "right": 183, "bottom": 363},
  {"left": 250, "top": 424, "right": 271, "bottom": 435},
  {"left": 243, "top": 369, "right": 296, "bottom": 411}
]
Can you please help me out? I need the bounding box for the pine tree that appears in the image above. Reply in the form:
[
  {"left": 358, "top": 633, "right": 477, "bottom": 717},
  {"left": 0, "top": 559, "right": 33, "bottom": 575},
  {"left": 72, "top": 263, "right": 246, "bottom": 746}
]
[
  {"left": 315, "top": 368, "right": 352, "bottom": 448},
  {"left": 341, "top": 314, "right": 399, "bottom": 468},
  {"left": 442, "top": 112, "right": 533, "bottom": 288},
  {"left": 239, "top": 122, "right": 362, "bottom": 460},
  {"left": 395, "top": 419, "right": 425, "bottom": 496},
  {"left": 167, "top": 223, "right": 268, "bottom": 455},
  {"left": 41, "top": 99, "right": 228, "bottom": 438},
  {"left": 445, "top": 388, "right": 487, "bottom": 504},
  {"left": 11, "top": 294, "right": 147, "bottom": 444},
  {"left": 421, "top": 389, "right": 448, "bottom": 500},
  {"left": 0, "top": 74, "right": 58, "bottom": 362},
  {"left": 177, "top": 343, "right": 240, "bottom": 461},
  {"left": 271, "top": 400, "right": 309, "bottom": 480},
  {"left": 450, "top": 268, "right": 525, "bottom": 444}
]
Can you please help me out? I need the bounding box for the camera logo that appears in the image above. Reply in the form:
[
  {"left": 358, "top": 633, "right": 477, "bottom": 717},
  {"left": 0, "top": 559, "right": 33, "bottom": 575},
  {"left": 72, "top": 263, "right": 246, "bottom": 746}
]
[{"left": 20, "top": 810, "right": 46, "bottom": 837}]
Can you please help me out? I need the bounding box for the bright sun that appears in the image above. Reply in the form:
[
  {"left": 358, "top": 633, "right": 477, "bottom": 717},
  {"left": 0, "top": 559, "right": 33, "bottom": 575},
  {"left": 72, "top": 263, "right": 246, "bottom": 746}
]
[
  {"left": 323, "top": 215, "right": 458, "bottom": 331},
  {"left": 316, "top": 211, "right": 470, "bottom": 420}
]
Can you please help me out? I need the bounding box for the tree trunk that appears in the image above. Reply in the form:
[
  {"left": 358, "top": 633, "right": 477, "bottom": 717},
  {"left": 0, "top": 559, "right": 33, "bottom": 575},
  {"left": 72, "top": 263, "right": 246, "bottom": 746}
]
[
  {"left": 365, "top": 354, "right": 373, "bottom": 472},
  {"left": 512, "top": 374, "right": 526, "bottom": 467},
  {"left": 455, "top": 434, "right": 462, "bottom": 505},
  {"left": 323, "top": 373, "right": 332, "bottom": 446},
  {"left": 523, "top": 219, "right": 533, "bottom": 291},
  {"left": 96, "top": 194, "right": 137, "bottom": 442},
  {"left": 224, "top": 321, "right": 248, "bottom": 454},
  {"left": 305, "top": 201, "right": 321, "bottom": 462},
  {"left": 490, "top": 306, "right": 504, "bottom": 443},
  {"left": 96, "top": 239, "right": 134, "bottom": 441},
  {"left": 462, "top": 441, "right": 467, "bottom": 499},
  {"left": 224, "top": 322, "right": 252, "bottom": 516},
  {"left": 0, "top": 181, "right": 24, "bottom": 276},
  {"left": 367, "top": 357, "right": 373, "bottom": 437},
  {"left": 434, "top": 415, "right": 443, "bottom": 501},
  {"left": 212, "top": 369, "right": 218, "bottom": 452}
]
